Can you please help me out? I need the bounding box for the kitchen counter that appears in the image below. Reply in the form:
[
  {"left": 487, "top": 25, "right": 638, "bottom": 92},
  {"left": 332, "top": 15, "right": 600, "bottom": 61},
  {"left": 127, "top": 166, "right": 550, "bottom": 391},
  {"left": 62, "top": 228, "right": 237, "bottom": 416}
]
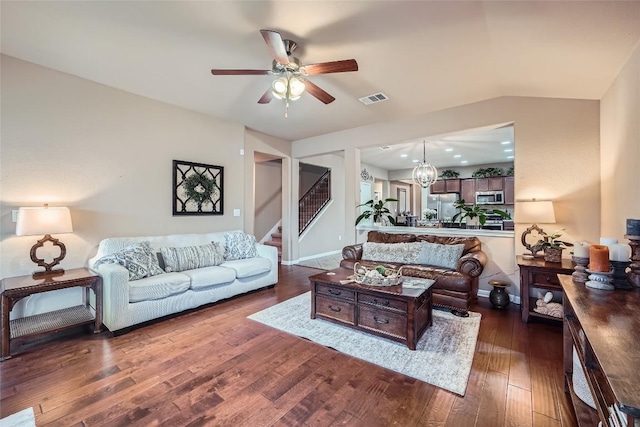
[{"left": 355, "top": 225, "right": 514, "bottom": 238}]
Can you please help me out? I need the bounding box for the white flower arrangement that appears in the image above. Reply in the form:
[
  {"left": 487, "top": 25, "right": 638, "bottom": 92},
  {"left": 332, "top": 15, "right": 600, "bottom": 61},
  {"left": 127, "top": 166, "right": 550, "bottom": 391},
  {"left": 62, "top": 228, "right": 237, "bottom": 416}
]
[{"left": 423, "top": 208, "right": 437, "bottom": 220}]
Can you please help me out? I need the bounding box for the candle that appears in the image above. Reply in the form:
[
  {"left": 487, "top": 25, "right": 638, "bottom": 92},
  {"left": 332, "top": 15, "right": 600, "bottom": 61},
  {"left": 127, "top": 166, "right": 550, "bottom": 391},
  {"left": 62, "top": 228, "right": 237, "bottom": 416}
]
[
  {"left": 589, "top": 245, "right": 610, "bottom": 272},
  {"left": 609, "top": 243, "right": 630, "bottom": 262},
  {"left": 600, "top": 237, "right": 618, "bottom": 246},
  {"left": 627, "top": 219, "right": 640, "bottom": 236},
  {"left": 573, "top": 241, "right": 589, "bottom": 258}
]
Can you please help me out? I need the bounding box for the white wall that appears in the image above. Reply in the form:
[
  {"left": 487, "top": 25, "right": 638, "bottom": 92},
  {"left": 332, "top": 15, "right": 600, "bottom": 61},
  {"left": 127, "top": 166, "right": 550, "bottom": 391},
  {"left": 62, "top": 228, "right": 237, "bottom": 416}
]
[
  {"left": 254, "top": 160, "right": 282, "bottom": 242},
  {"left": 600, "top": 41, "right": 640, "bottom": 240},
  {"left": 0, "top": 55, "right": 249, "bottom": 316}
]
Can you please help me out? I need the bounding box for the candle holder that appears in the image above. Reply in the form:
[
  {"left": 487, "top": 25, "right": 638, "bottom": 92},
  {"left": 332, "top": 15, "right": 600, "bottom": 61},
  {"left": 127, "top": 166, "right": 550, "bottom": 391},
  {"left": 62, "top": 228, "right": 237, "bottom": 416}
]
[
  {"left": 585, "top": 269, "right": 614, "bottom": 291},
  {"left": 626, "top": 234, "right": 640, "bottom": 288},
  {"left": 611, "top": 260, "right": 632, "bottom": 290},
  {"left": 571, "top": 256, "right": 589, "bottom": 283}
]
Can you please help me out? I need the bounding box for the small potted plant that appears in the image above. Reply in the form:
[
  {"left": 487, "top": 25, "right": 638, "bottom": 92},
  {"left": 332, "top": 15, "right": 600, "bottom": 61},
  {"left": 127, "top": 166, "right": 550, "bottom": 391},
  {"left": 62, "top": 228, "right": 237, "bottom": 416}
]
[
  {"left": 452, "top": 199, "right": 511, "bottom": 229},
  {"left": 355, "top": 198, "right": 398, "bottom": 226},
  {"left": 532, "top": 229, "right": 574, "bottom": 262}
]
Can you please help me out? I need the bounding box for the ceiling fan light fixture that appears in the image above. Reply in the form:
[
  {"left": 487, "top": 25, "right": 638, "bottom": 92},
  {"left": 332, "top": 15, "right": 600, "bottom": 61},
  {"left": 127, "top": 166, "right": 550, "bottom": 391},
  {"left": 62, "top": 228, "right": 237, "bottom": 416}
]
[
  {"left": 289, "top": 76, "right": 305, "bottom": 97},
  {"left": 412, "top": 141, "right": 438, "bottom": 188},
  {"left": 272, "top": 77, "right": 288, "bottom": 99}
]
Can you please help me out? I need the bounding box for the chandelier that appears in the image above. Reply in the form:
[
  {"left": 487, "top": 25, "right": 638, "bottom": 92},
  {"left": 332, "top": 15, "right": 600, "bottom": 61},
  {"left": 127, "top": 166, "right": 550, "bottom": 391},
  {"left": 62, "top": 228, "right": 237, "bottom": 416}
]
[
  {"left": 412, "top": 140, "right": 438, "bottom": 188},
  {"left": 271, "top": 72, "right": 306, "bottom": 118}
]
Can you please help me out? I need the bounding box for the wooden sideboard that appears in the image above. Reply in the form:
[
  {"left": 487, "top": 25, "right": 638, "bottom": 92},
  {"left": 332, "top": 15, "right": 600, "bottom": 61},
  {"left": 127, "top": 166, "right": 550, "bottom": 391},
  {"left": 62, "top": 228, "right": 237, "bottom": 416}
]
[{"left": 560, "top": 274, "right": 640, "bottom": 426}]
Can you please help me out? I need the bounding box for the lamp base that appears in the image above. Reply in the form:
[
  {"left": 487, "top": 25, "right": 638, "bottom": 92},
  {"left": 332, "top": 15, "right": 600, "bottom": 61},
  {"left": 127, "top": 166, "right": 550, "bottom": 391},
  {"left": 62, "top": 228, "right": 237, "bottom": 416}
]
[{"left": 32, "top": 269, "right": 65, "bottom": 279}]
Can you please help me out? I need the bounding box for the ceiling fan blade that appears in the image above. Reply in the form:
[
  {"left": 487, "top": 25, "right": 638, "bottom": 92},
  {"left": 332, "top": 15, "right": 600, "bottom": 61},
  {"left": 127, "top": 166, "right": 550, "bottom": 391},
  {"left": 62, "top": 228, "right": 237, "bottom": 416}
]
[
  {"left": 257, "top": 89, "right": 273, "bottom": 104},
  {"left": 211, "top": 69, "right": 270, "bottom": 76},
  {"left": 302, "top": 59, "right": 358, "bottom": 75},
  {"left": 260, "top": 29, "right": 289, "bottom": 65},
  {"left": 304, "top": 80, "right": 335, "bottom": 104}
]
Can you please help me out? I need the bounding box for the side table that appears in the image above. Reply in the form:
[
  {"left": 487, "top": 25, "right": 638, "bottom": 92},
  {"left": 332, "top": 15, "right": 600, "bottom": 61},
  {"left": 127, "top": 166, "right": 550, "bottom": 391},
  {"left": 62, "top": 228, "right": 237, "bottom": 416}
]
[
  {"left": 517, "top": 255, "right": 574, "bottom": 323},
  {"left": 1, "top": 267, "right": 102, "bottom": 360}
]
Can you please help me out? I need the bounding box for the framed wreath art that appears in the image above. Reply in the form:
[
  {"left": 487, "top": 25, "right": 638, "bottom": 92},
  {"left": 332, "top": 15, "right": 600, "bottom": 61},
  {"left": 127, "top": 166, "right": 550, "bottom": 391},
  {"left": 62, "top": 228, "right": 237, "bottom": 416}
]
[{"left": 173, "top": 160, "right": 224, "bottom": 215}]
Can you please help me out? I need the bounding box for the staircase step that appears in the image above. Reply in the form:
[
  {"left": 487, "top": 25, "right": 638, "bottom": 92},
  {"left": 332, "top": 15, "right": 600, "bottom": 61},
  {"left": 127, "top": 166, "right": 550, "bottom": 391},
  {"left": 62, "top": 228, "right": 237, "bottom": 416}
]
[
  {"left": 271, "top": 232, "right": 282, "bottom": 239},
  {"left": 264, "top": 241, "right": 282, "bottom": 248}
]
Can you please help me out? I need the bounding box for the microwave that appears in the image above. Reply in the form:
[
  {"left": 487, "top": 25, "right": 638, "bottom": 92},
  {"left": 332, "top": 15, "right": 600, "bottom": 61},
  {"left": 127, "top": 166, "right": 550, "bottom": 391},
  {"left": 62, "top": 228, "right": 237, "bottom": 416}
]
[{"left": 475, "top": 191, "right": 504, "bottom": 205}]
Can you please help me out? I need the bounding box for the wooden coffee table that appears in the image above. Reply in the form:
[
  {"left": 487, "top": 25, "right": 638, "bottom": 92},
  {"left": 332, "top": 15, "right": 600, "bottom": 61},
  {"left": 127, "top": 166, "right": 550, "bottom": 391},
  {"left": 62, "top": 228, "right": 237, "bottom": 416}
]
[{"left": 309, "top": 267, "right": 433, "bottom": 350}]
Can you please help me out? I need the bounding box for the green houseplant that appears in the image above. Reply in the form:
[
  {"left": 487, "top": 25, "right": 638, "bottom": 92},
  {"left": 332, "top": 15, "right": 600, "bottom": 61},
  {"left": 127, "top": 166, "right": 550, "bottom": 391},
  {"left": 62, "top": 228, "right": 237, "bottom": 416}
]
[
  {"left": 440, "top": 169, "right": 460, "bottom": 179},
  {"left": 452, "top": 199, "right": 510, "bottom": 228},
  {"left": 531, "top": 229, "right": 573, "bottom": 262},
  {"left": 355, "top": 198, "right": 398, "bottom": 226}
]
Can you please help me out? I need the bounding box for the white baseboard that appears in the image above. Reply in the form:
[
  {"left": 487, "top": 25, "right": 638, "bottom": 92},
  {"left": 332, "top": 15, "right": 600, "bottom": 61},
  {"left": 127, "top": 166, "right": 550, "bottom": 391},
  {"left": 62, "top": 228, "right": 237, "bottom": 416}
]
[{"left": 283, "top": 249, "right": 342, "bottom": 266}]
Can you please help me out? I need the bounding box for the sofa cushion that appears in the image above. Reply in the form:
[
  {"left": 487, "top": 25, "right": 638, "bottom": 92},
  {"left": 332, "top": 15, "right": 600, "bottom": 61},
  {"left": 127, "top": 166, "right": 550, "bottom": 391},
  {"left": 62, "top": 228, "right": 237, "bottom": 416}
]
[
  {"left": 415, "top": 235, "right": 480, "bottom": 255},
  {"left": 362, "top": 242, "right": 422, "bottom": 264},
  {"left": 182, "top": 266, "right": 237, "bottom": 289},
  {"left": 416, "top": 242, "right": 465, "bottom": 269},
  {"left": 224, "top": 232, "right": 258, "bottom": 260},
  {"left": 160, "top": 242, "right": 225, "bottom": 273},
  {"left": 367, "top": 231, "right": 417, "bottom": 243},
  {"left": 221, "top": 257, "right": 271, "bottom": 278},
  {"left": 94, "top": 241, "right": 164, "bottom": 281},
  {"left": 129, "top": 272, "right": 190, "bottom": 303}
]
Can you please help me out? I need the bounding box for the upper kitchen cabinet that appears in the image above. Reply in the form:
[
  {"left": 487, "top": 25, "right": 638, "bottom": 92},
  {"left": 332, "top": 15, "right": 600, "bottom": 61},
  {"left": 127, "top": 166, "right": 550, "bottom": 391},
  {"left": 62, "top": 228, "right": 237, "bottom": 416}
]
[
  {"left": 460, "top": 179, "right": 476, "bottom": 204},
  {"left": 476, "top": 177, "right": 505, "bottom": 191},
  {"left": 429, "top": 179, "right": 460, "bottom": 194},
  {"left": 504, "top": 176, "right": 514, "bottom": 204}
]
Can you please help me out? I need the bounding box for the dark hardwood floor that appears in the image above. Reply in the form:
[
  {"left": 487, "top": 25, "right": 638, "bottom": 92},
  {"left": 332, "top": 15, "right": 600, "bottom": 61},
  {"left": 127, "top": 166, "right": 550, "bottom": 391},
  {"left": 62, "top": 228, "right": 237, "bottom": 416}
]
[{"left": 0, "top": 265, "right": 577, "bottom": 426}]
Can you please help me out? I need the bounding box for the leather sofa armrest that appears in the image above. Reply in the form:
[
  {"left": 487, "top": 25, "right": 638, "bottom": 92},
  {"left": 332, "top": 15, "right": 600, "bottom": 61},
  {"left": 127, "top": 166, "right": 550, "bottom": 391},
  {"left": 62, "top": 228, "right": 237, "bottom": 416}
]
[
  {"left": 457, "top": 251, "right": 487, "bottom": 277},
  {"left": 342, "top": 244, "right": 363, "bottom": 261}
]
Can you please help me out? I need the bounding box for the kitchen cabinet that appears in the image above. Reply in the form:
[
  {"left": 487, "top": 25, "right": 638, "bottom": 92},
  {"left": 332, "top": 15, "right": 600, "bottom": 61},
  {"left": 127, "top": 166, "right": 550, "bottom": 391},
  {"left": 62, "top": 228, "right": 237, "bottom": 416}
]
[
  {"left": 476, "top": 177, "right": 504, "bottom": 191},
  {"left": 429, "top": 179, "right": 460, "bottom": 194},
  {"left": 504, "top": 176, "right": 514, "bottom": 204},
  {"left": 460, "top": 179, "right": 475, "bottom": 204}
]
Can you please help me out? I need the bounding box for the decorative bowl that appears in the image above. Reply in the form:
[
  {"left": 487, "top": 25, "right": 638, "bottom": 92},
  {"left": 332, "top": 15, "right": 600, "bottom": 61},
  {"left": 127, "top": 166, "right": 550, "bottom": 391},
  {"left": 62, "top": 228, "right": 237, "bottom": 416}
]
[{"left": 353, "top": 262, "right": 403, "bottom": 287}]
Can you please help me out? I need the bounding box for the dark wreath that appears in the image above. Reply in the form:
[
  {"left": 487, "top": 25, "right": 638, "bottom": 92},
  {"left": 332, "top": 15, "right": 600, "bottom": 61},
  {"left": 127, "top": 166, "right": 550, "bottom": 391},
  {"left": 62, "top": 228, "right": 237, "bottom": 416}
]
[{"left": 173, "top": 160, "right": 224, "bottom": 215}]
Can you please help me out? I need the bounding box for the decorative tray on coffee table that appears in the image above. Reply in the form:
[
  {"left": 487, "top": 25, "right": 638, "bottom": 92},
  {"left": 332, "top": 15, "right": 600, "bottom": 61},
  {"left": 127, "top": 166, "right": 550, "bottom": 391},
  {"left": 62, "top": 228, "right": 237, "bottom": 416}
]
[{"left": 353, "top": 262, "right": 403, "bottom": 287}]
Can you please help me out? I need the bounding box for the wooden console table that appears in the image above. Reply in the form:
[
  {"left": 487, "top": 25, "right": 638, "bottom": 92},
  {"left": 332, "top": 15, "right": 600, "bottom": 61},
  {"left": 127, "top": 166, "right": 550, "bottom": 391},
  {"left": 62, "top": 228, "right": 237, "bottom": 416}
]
[
  {"left": 1, "top": 268, "right": 102, "bottom": 360},
  {"left": 517, "top": 255, "right": 574, "bottom": 323},
  {"left": 561, "top": 274, "right": 640, "bottom": 426}
]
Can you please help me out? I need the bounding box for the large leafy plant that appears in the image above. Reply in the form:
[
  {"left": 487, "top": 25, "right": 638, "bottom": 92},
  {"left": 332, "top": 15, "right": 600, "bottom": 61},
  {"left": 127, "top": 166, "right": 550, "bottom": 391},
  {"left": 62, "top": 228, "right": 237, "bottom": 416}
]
[
  {"left": 355, "top": 198, "right": 398, "bottom": 226},
  {"left": 452, "top": 199, "right": 510, "bottom": 226}
]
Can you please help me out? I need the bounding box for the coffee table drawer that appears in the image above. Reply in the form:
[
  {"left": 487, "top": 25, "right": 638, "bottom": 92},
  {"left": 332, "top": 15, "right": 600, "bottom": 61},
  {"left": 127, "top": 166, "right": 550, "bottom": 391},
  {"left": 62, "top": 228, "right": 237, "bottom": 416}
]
[
  {"left": 358, "top": 305, "right": 406, "bottom": 339},
  {"left": 316, "top": 295, "right": 355, "bottom": 325},
  {"left": 316, "top": 284, "right": 355, "bottom": 301},
  {"left": 359, "top": 293, "right": 406, "bottom": 312}
]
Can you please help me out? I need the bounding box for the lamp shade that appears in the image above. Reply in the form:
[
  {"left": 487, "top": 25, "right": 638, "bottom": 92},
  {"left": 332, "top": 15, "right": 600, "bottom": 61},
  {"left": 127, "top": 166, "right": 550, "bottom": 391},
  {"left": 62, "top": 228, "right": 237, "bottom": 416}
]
[
  {"left": 516, "top": 200, "right": 555, "bottom": 224},
  {"left": 16, "top": 206, "right": 73, "bottom": 236}
]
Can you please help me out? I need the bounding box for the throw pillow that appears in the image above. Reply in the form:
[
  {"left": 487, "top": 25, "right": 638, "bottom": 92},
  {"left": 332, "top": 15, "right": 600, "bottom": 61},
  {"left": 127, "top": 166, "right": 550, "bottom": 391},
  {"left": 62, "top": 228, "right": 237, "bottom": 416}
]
[
  {"left": 416, "top": 242, "right": 465, "bottom": 269},
  {"left": 361, "top": 242, "right": 422, "bottom": 264},
  {"left": 160, "top": 242, "right": 225, "bottom": 273},
  {"left": 94, "top": 241, "right": 164, "bottom": 280},
  {"left": 224, "top": 232, "right": 258, "bottom": 260}
]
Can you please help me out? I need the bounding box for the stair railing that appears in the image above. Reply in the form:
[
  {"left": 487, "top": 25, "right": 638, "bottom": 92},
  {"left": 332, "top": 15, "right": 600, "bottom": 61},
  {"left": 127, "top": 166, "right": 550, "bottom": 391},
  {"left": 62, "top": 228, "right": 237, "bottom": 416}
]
[{"left": 299, "top": 170, "right": 331, "bottom": 235}]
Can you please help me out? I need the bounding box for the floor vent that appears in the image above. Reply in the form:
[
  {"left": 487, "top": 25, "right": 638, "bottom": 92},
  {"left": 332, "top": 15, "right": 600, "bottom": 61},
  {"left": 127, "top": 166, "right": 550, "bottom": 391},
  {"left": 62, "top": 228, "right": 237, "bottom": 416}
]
[{"left": 358, "top": 92, "right": 389, "bottom": 105}]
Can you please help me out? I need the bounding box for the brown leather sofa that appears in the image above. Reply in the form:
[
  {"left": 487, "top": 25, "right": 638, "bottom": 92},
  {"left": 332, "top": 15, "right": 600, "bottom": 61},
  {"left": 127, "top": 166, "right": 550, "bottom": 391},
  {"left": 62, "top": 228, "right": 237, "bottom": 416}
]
[{"left": 340, "top": 231, "right": 487, "bottom": 310}]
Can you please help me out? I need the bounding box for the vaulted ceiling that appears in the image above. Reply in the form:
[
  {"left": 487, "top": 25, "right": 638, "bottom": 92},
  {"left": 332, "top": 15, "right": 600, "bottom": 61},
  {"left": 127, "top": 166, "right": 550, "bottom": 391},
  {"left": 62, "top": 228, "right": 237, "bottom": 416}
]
[{"left": 2, "top": 1, "right": 639, "bottom": 162}]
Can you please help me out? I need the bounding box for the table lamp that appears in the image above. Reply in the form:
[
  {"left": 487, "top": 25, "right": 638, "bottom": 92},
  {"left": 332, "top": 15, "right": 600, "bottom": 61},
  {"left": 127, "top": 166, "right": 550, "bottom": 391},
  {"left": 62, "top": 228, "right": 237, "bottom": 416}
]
[
  {"left": 16, "top": 204, "right": 73, "bottom": 278},
  {"left": 516, "top": 199, "right": 555, "bottom": 258}
]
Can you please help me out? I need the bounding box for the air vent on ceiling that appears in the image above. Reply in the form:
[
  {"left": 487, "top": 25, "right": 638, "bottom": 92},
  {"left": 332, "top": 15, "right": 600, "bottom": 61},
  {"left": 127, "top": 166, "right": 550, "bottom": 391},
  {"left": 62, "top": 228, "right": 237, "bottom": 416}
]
[{"left": 358, "top": 92, "right": 389, "bottom": 105}]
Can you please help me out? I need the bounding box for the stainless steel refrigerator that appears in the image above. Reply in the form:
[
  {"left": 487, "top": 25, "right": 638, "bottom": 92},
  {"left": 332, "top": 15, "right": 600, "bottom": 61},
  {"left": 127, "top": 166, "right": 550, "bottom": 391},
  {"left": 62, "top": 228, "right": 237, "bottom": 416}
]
[{"left": 425, "top": 193, "right": 459, "bottom": 221}]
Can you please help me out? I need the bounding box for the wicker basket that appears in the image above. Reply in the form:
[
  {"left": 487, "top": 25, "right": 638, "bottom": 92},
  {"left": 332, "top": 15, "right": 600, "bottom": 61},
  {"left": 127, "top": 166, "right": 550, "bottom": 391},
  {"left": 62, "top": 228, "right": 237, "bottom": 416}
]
[{"left": 353, "top": 262, "right": 403, "bottom": 287}]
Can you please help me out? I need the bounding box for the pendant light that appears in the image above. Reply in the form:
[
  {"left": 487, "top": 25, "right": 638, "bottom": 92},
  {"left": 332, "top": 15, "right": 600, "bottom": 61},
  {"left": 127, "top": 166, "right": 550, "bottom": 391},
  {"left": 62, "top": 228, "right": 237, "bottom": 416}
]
[{"left": 412, "top": 140, "right": 438, "bottom": 188}]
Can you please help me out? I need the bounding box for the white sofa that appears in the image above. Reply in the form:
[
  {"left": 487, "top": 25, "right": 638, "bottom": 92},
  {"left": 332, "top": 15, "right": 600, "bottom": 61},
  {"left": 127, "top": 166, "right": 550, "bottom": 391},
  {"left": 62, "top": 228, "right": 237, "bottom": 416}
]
[{"left": 88, "top": 231, "right": 278, "bottom": 333}]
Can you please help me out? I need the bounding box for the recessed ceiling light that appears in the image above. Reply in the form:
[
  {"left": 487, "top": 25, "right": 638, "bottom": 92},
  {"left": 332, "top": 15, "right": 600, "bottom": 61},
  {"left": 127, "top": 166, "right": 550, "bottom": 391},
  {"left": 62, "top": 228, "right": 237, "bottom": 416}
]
[
  {"left": 445, "top": 148, "right": 453, "bottom": 152},
  {"left": 412, "top": 159, "right": 420, "bottom": 163},
  {"left": 501, "top": 141, "right": 511, "bottom": 145},
  {"left": 504, "top": 149, "right": 513, "bottom": 152},
  {"left": 379, "top": 146, "right": 391, "bottom": 150},
  {"left": 507, "top": 156, "right": 514, "bottom": 159},
  {"left": 453, "top": 154, "right": 461, "bottom": 158},
  {"left": 400, "top": 153, "right": 408, "bottom": 158},
  {"left": 461, "top": 160, "right": 469, "bottom": 164}
]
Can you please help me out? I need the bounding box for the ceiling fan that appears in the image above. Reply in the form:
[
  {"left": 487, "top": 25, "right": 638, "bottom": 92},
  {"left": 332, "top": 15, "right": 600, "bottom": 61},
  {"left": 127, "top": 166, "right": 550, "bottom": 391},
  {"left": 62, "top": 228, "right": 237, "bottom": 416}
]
[{"left": 211, "top": 30, "right": 358, "bottom": 105}]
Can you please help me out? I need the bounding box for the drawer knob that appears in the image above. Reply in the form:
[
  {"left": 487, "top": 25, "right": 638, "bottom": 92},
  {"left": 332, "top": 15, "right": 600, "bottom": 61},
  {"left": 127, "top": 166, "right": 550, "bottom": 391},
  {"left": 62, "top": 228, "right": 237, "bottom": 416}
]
[
  {"left": 373, "top": 298, "right": 390, "bottom": 306},
  {"left": 328, "top": 305, "right": 341, "bottom": 313},
  {"left": 374, "top": 316, "right": 389, "bottom": 325},
  {"left": 329, "top": 289, "right": 342, "bottom": 296}
]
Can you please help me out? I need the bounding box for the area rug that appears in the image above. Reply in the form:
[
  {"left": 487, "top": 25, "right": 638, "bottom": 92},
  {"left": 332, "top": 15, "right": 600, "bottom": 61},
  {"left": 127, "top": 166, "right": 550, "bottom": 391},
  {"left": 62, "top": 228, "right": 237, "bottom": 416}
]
[
  {"left": 0, "top": 407, "right": 36, "bottom": 427},
  {"left": 248, "top": 292, "right": 481, "bottom": 396}
]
